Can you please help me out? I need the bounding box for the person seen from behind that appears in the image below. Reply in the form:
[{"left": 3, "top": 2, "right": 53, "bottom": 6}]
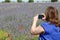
[{"left": 31, "top": 6, "right": 60, "bottom": 40}]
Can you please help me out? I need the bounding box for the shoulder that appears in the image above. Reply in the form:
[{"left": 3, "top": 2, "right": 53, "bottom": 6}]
[
  {"left": 41, "top": 21, "right": 49, "bottom": 27},
  {"left": 42, "top": 21, "right": 50, "bottom": 24},
  {"left": 40, "top": 21, "right": 53, "bottom": 33}
]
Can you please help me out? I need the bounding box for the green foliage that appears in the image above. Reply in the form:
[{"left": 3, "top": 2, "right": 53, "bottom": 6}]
[
  {"left": 7, "top": 16, "right": 12, "bottom": 21},
  {"left": 28, "top": 0, "right": 34, "bottom": 2},
  {"left": 17, "top": 0, "right": 22, "bottom": 2},
  {"left": 51, "top": 0, "right": 58, "bottom": 2},
  {"left": 31, "top": 37, "right": 38, "bottom": 40},
  {"left": 0, "top": 29, "right": 10, "bottom": 40},
  {"left": 15, "top": 35, "right": 38, "bottom": 40},
  {"left": 5, "top": 0, "right": 10, "bottom": 2}
]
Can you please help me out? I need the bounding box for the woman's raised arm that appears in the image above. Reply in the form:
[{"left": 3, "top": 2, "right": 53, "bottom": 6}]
[{"left": 30, "top": 14, "right": 44, "bottom": 35}]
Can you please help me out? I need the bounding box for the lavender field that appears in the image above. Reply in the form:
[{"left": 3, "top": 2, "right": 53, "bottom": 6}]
[{"left": 0, "top": 3, "right": 60, "bottom": 40}]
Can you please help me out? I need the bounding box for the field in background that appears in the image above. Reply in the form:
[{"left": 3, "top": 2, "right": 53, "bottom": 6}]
[{"left": 0, "top": 3, "right": 60, "bottom": 40}]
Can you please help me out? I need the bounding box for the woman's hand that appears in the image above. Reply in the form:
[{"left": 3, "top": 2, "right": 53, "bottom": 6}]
[{"left": 33, "top": 14, "right": 38, "bottom": 22}]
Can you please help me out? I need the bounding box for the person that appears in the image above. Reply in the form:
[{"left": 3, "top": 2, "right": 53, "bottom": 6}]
[{"left": 31, "top": 6, "right": 60, "bottom": 40}]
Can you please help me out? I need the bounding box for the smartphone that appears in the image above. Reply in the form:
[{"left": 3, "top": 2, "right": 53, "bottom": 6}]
[{"left": 38, "top": 15, "right": 44, "bottom": 19}]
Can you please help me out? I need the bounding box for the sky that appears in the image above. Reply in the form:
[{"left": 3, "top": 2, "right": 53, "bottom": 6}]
[{"left": 0, "top": 0, "right": 55, "bottom": 2}]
